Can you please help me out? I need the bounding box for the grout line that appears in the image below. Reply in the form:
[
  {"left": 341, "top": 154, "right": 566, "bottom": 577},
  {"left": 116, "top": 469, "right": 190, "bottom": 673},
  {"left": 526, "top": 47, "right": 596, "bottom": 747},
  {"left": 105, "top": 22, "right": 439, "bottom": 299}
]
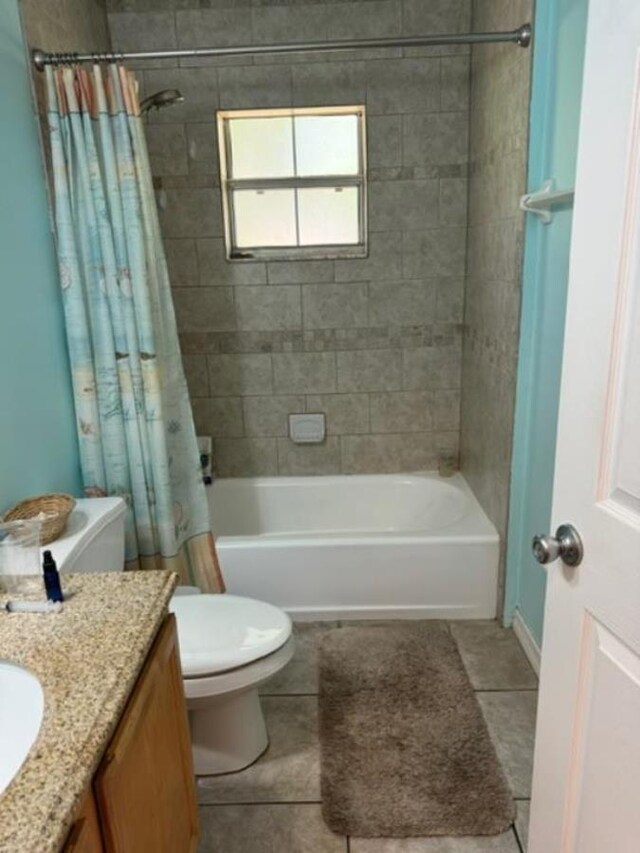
[
  {"left": 513, "top": 824, "right": 525, "bottom": 853},
  {"left": 299, "top": 283, "right": 306, "bottom": 331},
  {"left": 230, "top": 285, "right": 238, "bottom": 333},
  {"left": 260, "top": 692, "right": 319, "bottom": 697},
  {"left": 275, "top": 431, "right": 282, "bottom": 475},
  {"left": 193, "top": 233, "right": 201, "bottom": 286},
  {"left": 239, "top": 393, "right": 246, "bottom": 438},
  {"left": 474, "top": 688, "right": 538, "bottom": 694},
  {"left": 365, "top": 280, "right": 371, "bottom": 328},
  {"left": 269, "top": 349, "right": 276, "bottom": 397}
]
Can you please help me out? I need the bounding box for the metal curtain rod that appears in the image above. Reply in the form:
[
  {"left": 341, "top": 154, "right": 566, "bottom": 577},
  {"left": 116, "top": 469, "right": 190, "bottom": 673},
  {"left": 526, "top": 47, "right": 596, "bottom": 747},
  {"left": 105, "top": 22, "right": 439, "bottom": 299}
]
[{"left": 32, "top": 23, "right": 531, "bottom": 70}]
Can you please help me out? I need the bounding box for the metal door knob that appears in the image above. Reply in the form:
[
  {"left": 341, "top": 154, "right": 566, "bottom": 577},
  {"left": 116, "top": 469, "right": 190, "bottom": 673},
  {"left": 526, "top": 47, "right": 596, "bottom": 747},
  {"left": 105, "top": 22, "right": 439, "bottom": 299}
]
[{"left": 532, "top": 524, "right": 584, "bottom": 567}]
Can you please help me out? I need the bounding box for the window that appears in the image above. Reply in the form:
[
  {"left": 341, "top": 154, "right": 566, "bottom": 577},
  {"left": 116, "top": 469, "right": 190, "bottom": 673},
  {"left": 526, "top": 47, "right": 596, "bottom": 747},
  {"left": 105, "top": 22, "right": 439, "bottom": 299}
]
[{"left": 217, "top": 106, "right": 367, "bottom": 261}]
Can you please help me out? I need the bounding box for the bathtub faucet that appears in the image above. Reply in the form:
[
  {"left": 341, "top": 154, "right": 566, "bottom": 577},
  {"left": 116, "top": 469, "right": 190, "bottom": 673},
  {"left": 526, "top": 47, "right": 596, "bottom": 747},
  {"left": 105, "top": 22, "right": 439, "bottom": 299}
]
[
  {"left": 201, "top": 451, "right": 214, "bottom": 485},
  {"left": 197, "top": 435, "right": 214, "bottom": 485}
]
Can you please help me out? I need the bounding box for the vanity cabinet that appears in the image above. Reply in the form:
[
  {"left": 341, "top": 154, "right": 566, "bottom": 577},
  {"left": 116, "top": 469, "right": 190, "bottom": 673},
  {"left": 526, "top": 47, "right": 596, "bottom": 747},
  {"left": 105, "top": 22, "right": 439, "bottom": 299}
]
[
  {"left": 61, "top": 790, "right": 103, "bottom": 853},
  {"left": 63, "top": 614, "right": 199, "bottom": 853}
]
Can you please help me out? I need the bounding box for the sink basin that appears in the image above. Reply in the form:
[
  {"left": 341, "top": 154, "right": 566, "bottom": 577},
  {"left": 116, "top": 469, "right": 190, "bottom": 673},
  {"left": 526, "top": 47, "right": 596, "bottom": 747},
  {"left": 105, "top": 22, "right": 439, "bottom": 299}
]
[{"left": 0, "top": 661, "right": 44, "bottom": 794}]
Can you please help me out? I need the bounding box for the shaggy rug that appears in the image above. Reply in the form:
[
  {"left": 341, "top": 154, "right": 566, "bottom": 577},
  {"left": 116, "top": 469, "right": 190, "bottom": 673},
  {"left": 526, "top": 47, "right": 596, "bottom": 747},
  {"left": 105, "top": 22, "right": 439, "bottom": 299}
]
[{"left": 318, "top": 622, "right": 515, "bottom": 837}]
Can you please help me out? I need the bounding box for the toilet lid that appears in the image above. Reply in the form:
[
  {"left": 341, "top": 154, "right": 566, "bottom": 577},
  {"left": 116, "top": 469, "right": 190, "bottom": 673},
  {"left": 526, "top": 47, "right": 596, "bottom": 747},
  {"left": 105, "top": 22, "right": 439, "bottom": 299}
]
[{"left": 169, "top": 594, "right": 292, "bottom": 677}]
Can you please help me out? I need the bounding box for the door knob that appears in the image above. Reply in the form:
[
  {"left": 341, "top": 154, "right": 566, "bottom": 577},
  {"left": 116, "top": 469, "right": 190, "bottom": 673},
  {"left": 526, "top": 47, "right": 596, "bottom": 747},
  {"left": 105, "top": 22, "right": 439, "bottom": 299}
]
[{"left": 532, "top": 524, "right": 584, "bottom": 567}]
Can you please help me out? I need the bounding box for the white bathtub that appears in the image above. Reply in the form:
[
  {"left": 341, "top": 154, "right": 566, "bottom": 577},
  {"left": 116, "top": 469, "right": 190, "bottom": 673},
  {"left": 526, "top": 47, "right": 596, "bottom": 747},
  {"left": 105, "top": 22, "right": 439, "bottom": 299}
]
[{"left": 208, "top": 472, "right": 499, "bottom": 621}]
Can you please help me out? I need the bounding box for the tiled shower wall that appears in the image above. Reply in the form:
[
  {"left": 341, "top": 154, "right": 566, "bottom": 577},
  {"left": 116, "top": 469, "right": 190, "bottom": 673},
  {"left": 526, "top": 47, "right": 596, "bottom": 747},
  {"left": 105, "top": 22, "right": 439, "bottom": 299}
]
[
  {"left": 20, "top": 0, "right": 111, "bottom": 115},
  {"left": 461, "top": 0, "right": 533, "bottom": 590},
  {"left": 20, "top": 0, "right": 111, "bottom": 260},
  {"left": 106, "top": 0, "right": 471, "bottom": 477}
]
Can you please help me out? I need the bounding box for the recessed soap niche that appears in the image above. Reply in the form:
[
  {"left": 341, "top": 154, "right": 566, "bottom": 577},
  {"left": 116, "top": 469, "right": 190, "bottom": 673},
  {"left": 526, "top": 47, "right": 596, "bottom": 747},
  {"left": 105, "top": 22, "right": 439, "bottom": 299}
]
[{"left": 288, "top": 413, "right": 326, "bottom": 445}]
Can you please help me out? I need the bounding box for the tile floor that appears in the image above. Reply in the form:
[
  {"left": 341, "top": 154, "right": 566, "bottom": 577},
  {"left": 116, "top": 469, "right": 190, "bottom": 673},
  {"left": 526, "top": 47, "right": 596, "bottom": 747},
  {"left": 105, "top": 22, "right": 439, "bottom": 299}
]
[{"left": 197, "top": 620, "right": 538, "bottom": 853}]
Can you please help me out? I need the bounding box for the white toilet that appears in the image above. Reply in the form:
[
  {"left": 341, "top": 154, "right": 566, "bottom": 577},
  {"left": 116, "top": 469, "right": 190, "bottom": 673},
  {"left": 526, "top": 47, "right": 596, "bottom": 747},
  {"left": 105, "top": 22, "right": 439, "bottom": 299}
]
[{"left": 44, "top": 496, "right": 294, "bottom": 775}]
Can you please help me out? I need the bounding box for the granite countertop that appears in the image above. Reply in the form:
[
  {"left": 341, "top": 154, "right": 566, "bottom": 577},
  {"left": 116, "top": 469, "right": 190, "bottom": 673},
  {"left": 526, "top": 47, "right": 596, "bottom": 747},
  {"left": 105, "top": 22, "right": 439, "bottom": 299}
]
[{"left": 0, "top": 570, "right": 178, "bottom": 853}]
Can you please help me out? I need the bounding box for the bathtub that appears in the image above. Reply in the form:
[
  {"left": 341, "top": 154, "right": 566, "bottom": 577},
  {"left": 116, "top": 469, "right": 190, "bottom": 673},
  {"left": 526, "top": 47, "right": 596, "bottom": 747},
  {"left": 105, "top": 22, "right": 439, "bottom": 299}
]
[{"left": 208, "top": 472, "right": 499, "bottom": 621}]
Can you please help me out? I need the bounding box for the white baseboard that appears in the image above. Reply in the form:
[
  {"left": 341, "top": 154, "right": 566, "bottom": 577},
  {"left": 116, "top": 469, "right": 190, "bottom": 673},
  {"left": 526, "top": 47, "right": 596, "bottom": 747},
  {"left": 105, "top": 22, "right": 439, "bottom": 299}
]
[
  {"left": 286, "top": 604, "right": 495, "bottom": 621},
  {"left": 512, "top": 609, "right": 541, "bottom": 676}
]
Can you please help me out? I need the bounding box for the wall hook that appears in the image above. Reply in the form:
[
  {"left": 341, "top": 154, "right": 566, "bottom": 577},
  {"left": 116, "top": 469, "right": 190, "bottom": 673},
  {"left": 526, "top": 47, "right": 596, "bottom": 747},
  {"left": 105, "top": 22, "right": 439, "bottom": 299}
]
[{"left": 520, "top": 179, "right": 575, "bottom": 224}]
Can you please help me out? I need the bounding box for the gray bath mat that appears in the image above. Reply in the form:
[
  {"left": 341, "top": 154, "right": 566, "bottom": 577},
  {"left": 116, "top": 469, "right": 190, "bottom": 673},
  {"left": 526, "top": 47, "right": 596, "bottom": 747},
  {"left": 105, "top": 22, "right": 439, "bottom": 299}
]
[{"left": 318, "top": 623, "right": 515, "bottom": 837}]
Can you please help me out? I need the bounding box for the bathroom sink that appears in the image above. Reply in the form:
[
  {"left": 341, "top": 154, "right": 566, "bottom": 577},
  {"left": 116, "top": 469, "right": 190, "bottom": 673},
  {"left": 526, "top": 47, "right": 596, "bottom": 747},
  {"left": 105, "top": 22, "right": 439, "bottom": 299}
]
[{"left": 0, "top": 661, "right": 44, "bottom": 794}]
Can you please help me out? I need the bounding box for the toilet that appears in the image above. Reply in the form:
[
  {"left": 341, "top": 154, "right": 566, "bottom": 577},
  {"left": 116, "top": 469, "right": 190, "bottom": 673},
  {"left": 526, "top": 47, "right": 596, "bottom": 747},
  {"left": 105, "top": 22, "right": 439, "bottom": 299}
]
[{"left": 43, "top": 496, "right": 294, "bottom": 775}]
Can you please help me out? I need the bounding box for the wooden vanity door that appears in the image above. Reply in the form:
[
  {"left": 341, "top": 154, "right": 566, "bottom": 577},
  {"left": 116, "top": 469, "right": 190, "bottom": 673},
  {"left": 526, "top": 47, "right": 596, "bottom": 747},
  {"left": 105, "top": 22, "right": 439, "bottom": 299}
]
[
  {"left": 63, "top": 790, "right": 104, "bottom": 853},
  {"left": 94, "top": 614, "right": 199, "bottom": 853}
]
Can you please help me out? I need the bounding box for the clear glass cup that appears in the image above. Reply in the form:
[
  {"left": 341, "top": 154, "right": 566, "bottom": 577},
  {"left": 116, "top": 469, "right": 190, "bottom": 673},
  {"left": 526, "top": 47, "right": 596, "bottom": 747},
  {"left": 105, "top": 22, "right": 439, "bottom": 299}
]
[{"left": 0, "top": 519, "right": 42, "bottom": 596}]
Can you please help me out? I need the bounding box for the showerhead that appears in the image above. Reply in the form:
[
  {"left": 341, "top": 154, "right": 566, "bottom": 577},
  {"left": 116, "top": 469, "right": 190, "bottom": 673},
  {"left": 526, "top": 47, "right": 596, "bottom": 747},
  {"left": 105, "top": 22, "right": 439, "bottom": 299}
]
[{"left": 140, "top": 89, "right": 184, "bottom": 114}]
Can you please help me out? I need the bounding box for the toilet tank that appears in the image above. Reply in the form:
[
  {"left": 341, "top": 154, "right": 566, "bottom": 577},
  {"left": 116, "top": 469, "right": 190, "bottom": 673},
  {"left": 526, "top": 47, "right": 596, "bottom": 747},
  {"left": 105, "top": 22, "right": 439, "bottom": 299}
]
[{"left": 42, "top": 497, "right": 127, "bottom": 573}]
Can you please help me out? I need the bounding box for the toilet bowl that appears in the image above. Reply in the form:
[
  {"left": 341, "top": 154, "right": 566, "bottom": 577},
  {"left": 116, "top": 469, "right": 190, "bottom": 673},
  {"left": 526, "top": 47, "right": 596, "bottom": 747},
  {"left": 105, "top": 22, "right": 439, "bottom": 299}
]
[
  {"left": 45, "top": 497, "right": 294, "bottom": 776},
  {"left": 170, "top": 593, "right": 294, "bottom": 774}
]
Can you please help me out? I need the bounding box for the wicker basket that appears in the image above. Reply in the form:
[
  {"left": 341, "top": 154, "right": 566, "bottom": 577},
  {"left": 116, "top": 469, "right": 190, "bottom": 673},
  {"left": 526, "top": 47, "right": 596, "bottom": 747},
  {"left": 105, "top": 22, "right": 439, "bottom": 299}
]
[{"left": 3, "top": 493, "right": 76, "bottom": 545}]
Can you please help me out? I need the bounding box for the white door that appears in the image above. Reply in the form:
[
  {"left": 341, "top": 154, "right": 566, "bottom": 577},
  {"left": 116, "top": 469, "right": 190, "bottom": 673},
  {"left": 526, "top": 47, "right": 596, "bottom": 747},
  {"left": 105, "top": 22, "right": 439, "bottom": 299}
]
[{"left": 528, "top": 1, "right": 640, "bottom": 851}]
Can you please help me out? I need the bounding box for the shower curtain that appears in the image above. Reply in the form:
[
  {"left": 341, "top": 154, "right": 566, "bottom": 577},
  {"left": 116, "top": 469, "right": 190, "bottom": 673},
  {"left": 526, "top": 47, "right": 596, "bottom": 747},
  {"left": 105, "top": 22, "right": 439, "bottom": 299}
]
[{"left": 44, "top": 63, "right": 224, "bottom": 593}]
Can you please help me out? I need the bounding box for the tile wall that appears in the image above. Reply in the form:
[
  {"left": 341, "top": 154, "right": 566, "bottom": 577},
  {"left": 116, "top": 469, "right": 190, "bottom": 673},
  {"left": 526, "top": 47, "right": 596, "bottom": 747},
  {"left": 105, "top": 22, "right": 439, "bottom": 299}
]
[
  {"left": 460, "top": 0, "right": 533, "bottom": 598},
  {"left": 106, "top": 0, "right": 471, "bottom": 476},
  {"left": 20, "top": 0, "right": 111, "bottom": 116}
]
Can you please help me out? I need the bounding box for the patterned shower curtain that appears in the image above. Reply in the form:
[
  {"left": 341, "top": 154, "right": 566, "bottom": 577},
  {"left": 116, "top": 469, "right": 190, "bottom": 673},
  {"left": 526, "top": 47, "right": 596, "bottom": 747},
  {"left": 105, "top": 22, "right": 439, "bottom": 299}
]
[{"left": 44, "top": 63, "right": 224, "bottom": 593}]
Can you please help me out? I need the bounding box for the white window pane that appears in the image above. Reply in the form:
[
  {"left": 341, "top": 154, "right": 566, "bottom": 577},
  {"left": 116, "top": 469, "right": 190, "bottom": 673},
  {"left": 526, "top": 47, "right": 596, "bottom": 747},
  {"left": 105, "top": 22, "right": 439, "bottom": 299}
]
[
  {"left": 297, "top": 187, "right": 360, "bottom": 245},
  {"left": 294, "top": 115, "right": 360, "bottom": 177},
  {"left": 233, "top": 189, "right": 297, "bottom": 247},
  {"left": 228, "top": 117, "right": 294, "bottom": 179}
]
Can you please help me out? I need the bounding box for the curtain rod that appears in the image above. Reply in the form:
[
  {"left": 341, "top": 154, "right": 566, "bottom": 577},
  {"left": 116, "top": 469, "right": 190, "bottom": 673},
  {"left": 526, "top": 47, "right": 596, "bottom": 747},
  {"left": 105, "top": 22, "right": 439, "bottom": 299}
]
[{"left": 32, "top": 23, "right": 531, "bottom": 71}]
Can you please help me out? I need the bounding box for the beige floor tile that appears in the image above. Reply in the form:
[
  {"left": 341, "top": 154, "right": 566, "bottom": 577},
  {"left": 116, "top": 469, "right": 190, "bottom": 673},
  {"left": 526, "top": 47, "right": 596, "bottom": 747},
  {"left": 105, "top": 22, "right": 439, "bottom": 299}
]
[
  {"left": 198, "top": 804, "right": 347, "bottom": 852},
  {"left": 262, "top": 622, "right": 339, "bottom": 695},
  {"left": 449, "top": 621, "right": 538, "bottom": 691},
  {"left": 514, "top": 800, "right": 530, "bottom": 852},
  {"left": 349, "top": 830, "right": 520, "bottom": 852},
  {"left": 197, "top": 696, "right": 320, "bottom": 804},
  {"left": 194, "top": 623, "right": 533, "bottom": 853},
  {"left": 477, "top": 691, "right": 538, "bottom": 799},
  {"left": 338, "top": 619, "right": 413, "bottom": 628}
]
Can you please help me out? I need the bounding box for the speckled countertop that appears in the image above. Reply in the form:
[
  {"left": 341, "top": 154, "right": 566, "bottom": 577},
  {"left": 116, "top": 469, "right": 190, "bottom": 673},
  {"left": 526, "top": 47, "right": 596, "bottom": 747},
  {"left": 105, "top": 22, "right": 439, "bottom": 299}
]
[{"left": 0, "top": 571, "right": 178, "bottom": 853}]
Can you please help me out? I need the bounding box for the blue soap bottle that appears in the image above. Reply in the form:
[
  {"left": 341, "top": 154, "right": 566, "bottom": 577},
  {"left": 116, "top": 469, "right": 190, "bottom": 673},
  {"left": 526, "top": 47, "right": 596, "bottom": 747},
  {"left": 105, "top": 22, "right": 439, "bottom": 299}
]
[{"left": 42, "top": 550, "right": 64, "bottom": 603}]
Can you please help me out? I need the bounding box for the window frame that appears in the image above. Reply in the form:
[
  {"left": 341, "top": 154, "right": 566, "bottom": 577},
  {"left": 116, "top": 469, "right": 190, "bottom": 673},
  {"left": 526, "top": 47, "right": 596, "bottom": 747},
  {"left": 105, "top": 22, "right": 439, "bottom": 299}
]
[{"left": 217, "top": 105, "right": 368, "bottom": 262}]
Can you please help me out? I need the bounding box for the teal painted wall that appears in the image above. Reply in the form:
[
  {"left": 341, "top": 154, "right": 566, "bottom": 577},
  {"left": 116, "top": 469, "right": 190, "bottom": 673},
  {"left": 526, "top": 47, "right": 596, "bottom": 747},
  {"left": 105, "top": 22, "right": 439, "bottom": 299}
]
[
  {"left": 0, "top": 1, "right": 81, "bottom": 510},
  {"left": 504, "top": 0, "right": 588, "bottom": 647}
]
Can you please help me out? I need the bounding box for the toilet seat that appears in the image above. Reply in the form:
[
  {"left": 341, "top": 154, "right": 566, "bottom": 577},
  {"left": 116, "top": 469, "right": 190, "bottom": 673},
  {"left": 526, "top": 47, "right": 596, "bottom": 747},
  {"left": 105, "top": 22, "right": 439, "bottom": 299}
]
[
  {"left": 182, "top": 636, "right": 295, "bottom": 701},
  {"left": 169, "top": 593, "right": 294, "bottom": 774},
  {"left": 170, "top": 594, "right": 292, "bottom": 678}
]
